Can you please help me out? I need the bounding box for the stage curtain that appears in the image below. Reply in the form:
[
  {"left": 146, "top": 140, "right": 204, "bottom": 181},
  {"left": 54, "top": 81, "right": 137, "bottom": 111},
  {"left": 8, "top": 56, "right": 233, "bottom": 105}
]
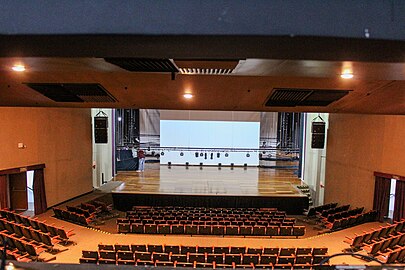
[
  {"left": 373, "top": 176, "right": 391, "bottom": 222},
  {"left": 0, "top": 175, "right": 8, "bottom": 209},
  {"left": 393, "top": 180, "right": 405, "bottom": 221},
  {"left": 33, "top": 169, "right": 47, "bottom": 214}
]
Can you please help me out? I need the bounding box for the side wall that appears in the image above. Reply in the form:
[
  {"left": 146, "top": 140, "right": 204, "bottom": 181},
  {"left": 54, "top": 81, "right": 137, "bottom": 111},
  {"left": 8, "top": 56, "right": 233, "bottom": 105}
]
[
  {"left": 0, "top": 107, "right": 93, "bottom": 207},
  {"left": 324, "top": 114, "right": 405, "bottom": 210}
]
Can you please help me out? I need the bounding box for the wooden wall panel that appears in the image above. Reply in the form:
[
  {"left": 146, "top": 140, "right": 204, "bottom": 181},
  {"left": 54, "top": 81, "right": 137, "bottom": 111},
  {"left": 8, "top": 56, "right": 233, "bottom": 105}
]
[
  {"left": 324, "top": 114, "right": 405, "bottom": 210},
  {"left": 0, "top": 107, "right": 92, "bottom": 207}
]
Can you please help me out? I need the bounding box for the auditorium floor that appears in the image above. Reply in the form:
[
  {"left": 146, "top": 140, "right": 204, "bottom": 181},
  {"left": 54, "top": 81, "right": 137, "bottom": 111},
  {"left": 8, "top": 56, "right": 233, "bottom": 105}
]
[
  {"left": 112, "top": 163, "right": 302, "bottom": 196},
  {"left": 35, "top": 190, "right": 382, "bottom": 266}
]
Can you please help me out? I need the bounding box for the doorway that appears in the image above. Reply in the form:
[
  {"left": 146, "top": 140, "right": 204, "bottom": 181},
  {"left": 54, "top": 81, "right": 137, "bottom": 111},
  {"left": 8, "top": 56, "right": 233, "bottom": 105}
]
[{"left": 9, "top": 171, "right": 28, "bottom": 211}]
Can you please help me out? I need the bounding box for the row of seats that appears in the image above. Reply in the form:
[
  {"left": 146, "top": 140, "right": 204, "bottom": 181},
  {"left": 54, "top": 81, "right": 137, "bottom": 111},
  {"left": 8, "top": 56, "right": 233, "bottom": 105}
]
[
  {"left": 323, "top": 210, "right": 377, "bottom": 231},
  {"left": 53, "top": 200, "right": 112, "bottom": 226},
  {"left": 363, "top": 232, "right": 405, "bottom": 255},
  {"left": 119, "top": 217, "right": 295, "bottom": 226},
  {"left": 344, "top": 220, "right": 405, "bottom": 249},
  {"left": 0, "top": 218, "right": 63, "bottom": 249},
  {"left": 128, "top": 206, "right": 290, "bottom": 221},
  {"left": 0, "top": 231, "right": 45, "bottom": 261},
  {"left": 319, "top": 205, "right": 350, "bottom": 218},
  {"left": 95, "top": 244, "right": 327, "bottom": 256},
  {"left": 322, "top": 207, "right": 364, "bottom": 223},
  {"left": 79, "top": 244, "right": 328, "bottom": 268},
  {"left": 0, "top": 246, "right": 31, "bottom": 263},
  {"left": 374, "top": 246, "right": 405, "bottom": 264},
  {"left": 117, "top": 222, "right": 305, "bottom": 237},
  {"left": 131, "top": 206, "right": 282, "bottom": 214},
  {"left": 0, "top": 209, "right": 74, "bottom": 244},
  {"left": 305, "top": 203, "right": 338, "bottom": 217},
  {"left": 53, "top": 207, "right": 94, "bottom": 226}
]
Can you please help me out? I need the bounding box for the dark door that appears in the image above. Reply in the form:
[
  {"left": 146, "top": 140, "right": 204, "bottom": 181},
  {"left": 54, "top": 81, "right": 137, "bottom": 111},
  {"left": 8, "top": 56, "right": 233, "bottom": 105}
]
[{"left": 9, "top": 172, "right": 28, "bottom": 211}]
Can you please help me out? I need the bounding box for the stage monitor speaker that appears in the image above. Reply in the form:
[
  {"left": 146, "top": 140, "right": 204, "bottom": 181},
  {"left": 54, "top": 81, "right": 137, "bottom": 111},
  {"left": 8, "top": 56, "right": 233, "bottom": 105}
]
[{"left": 94, "top": 116, "right": 108, "bottom": 144}]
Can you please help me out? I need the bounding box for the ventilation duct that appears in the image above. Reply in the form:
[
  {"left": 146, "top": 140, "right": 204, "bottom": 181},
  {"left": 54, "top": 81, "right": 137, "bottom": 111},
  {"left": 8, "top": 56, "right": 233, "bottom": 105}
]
[
  {"left": 266, "top": 88, "right": 350, "bottom": 107},
  {"left": 25, "top": 83, "right": 116, "bottom": 103}
]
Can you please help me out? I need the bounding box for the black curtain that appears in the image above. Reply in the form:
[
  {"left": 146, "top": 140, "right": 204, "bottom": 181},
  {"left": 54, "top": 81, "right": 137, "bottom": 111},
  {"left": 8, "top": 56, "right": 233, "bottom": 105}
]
[
  {"left": 373, "top": 176, "right": 391, "bottom": 222},
  {"left": 393, "top": 180, "right": 405, "bottom": 221},
  {"left": 33, "top": 169, "right": 47, "bottom": 215},
  {"left": 0, "top": 175, "right": 8, "bottom": 209}
]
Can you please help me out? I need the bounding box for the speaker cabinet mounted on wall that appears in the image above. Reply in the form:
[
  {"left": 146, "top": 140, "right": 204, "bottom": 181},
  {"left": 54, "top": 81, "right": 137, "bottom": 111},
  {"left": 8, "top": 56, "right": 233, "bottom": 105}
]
[
  {"left": 311, "top": 121, "right": 326, "bottom": 149},
  {"left": 94, "top": 111, "right": 108, "bottom": 144}
]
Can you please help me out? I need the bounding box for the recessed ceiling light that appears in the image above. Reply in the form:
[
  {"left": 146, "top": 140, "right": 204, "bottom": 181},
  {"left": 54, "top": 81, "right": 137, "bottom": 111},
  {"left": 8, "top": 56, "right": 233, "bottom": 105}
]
[
  {"left": 12, "top": 64, "right": 26, "bottom": 72},
  {"left": 183, "top": 93, "right": 193, "bottom": 99},
  {"left": 340, "top": 70, "right": 353, "bottom": 79}
]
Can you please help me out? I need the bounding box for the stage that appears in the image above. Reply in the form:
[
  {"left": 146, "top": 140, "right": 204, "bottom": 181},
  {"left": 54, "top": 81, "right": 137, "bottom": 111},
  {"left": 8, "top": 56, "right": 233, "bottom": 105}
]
[{"left": 111, "top": 163, "right": 308, "bottom": 214}]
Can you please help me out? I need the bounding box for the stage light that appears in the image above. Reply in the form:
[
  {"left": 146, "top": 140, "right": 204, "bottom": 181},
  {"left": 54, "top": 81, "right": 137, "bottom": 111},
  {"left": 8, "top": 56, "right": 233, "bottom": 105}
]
[
  {"left": 341, "top": 70, "right": 354, "bottom": 79},
  {"left": 12, "top": 64, "right": 25, "bottom": 72},
  {"left": 117, "top": 116, "right": 122, "bottom": 121}
]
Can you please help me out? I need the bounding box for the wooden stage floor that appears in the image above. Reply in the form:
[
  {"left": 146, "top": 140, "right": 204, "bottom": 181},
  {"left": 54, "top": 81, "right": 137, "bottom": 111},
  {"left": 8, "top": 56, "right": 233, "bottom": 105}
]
[{"left": 112, "top": 162, "right": 303, "bottom": 197}]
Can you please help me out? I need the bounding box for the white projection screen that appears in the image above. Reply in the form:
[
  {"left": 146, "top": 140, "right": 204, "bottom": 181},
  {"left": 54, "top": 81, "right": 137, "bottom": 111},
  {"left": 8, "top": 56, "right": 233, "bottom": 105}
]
[{"left": 160, "top": 111, "right": 260, "bottom": 166}]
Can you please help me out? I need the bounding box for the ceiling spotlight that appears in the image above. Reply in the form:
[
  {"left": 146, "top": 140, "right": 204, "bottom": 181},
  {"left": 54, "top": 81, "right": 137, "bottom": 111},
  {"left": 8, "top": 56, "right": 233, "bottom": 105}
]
[
  {"left": 340, "top": 71, "right": 353, "bottom": 79},
  {"left": 12, "top": 64, "right": 26, "bottom": 72},
  {"left": 183, "top": 93, "right": 193, "bottom": 99}
]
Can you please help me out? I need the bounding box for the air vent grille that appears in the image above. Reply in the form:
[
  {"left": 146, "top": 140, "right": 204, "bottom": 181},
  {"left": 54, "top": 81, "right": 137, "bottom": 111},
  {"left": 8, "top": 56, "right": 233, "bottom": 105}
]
[
  {"left": 104, "top": 58, "right": 179, "bottom": 73},
  {"left": 179, "top": 68, "right": 234, "bottom": 75},
  {"left": 266, "top": 88, "right": 350, "bottom": 107},
  {"left": 25, "top": 83, "right": 116, "bottom": 103}
]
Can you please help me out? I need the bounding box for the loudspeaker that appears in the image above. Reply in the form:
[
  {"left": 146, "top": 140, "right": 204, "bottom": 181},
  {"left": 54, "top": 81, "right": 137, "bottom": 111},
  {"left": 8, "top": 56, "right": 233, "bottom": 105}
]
[
  {"left": 311, "top": 134, "right": 325, "bottom": 148},
  {"left": 311, "top": 122, "right": 326, "bottom": 149},
  {"left": 94, "top": 116, "right": 108, "bottom": 144}
]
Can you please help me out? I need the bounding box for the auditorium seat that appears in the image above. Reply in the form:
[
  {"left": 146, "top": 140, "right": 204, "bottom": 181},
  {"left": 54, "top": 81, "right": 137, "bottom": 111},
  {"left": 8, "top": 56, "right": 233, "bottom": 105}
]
[
  {"left": 131, "top": 244, "right": 146, "bottom": 252},
  {"left": 240, "top": 225, "right": 253, "bottom": 235},
  {"left": 212, "top": 225, "right": 225, "bottom": 235},
  {"left": 157, "top": 224, "right": 170, "bottom": 234},
  {"left": 266, "top": 226, "right": 279, "bottom": 236},
  {"left": 258, "top": 254, "right": 277, "bottom": 265},
  {"left": 198, "top": 246, "right": 213, "bottom": 254},
  {"left": 293, "top": 226, "right": 306, "bottom": 237},
  {"left": 79, "top": 257, "right": 97, "bottom": 264},
  {"left": 207, "top": 253, "right": 224, "bottom": 264},
  {"left": 263, "top": 247, "right": 279, "bottom": 255},
  {"left": 247, "top": 247, "right": 262, "bottom": 255},
  {"left": 181, "top": 245, "right": 197, "bottom": 254},
  {"left": 152, "top": 252, "right": 170, "bottom": 261},
  {"left": 225, "top": 225, "right": 239, "bottom": 235},
  {"left": 252, "top": 225, "right": 266, "bottom": 236},
  {"left": 165, "top": 245, "right": 180, "bottom": 254},
  {"left": 242, "top": 254, "right": 260, "bottom": 265},
  {"left": 171, "top": 224, "right": 185, "bottom": 234},
  {"left": 155, "top": 261, "right": 174, "bottom": 267},
  {"left": 199, "top": 225, "right": 212, "bottom": 235},
  {"left": 144, "top": 224, "right": 158, "bottom": 234},
  {"left": 117, "top": 251, "right": 135, "bottom": 265},
  {"left": 134, "top": 251, "right": 152, "bottom": 261},
  {"left": 175, "top": 262, "right": 194, "bottom": 267},
  {"left": 117, "top": 222, "right": 130, "bottom": 233},
  {"left": 189, "top": 253, "right": 206, "bottom": 263},
  {"left": 230, "top": 246, "right": 246, "bottom": 254},
  {"left": 225, "top": 254, "right": 242, "bottom": 265},
  {"left": 214, "top": 246, "right": 230, "bottom": 254},
  {"left": 185, "top": 224, "right": 198, "bottom": 235},
  {"left": 171, "top": 253, "right": 188, "bottom": 262}
]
